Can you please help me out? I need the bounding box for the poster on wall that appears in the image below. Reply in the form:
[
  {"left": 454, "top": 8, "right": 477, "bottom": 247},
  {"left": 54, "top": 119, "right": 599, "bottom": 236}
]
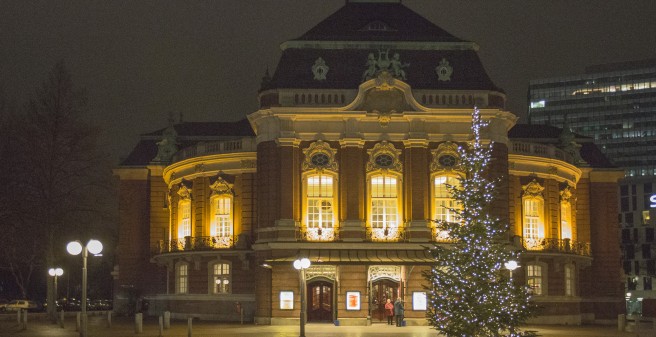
[
  {"left": 280, "top": 291, "right": 294, "bottom": 310},
  {"left": 346, "top": 291, "right": 361, "bottom": 310},
  {"left": 413, "top": 291, "right": 427, "bottom": 311}
]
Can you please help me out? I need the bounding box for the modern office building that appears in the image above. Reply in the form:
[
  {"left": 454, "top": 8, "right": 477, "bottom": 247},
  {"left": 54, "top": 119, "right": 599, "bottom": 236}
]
[
  {"left": 528, "top": 59, "right": 656, "bottom": 316},
  {"left": 113, "top": 0, "right": 625, "bottom": 325}
]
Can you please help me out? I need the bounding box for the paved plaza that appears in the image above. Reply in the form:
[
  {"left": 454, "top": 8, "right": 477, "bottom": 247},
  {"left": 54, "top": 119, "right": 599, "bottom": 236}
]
[{"left": 0, "top": 313, "right": 653, "bottom": 337}]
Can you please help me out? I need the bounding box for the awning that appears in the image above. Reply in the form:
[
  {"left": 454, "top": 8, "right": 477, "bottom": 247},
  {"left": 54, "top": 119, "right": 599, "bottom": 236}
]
[{"left": 265, "top": 249, "right": 435, "bottom": 265}]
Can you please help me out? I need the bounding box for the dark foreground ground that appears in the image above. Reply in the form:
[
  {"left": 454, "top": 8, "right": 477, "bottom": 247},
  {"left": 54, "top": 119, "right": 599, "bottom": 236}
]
[{"left": 0, "top": 313, "right": 653, "bottom": 337}]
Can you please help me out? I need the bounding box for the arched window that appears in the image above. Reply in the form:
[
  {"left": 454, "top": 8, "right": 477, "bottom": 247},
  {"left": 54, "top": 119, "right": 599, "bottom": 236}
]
[
  {"left": 560, "top": 201, "right": 572, "bottom": 240},
  {"left": 210, "top": 195, "right": 233, "bottom": 247},
  {"left": 522, "top": 180, "right": 545, "bottom": 249},
  {"left": 178, "top": 200, "right": 191, "bottom": 239},
  {"left": 433, "top": 175, "right": 461, "bottom": 241},
  {"left": 564, "top": 264, "right": 575, "bottom": 296},
  {"left": 370, "top": 174, "right": 400, "bottom": 232},
  {"left": 176, "top": 262, "right": 189, "bottom": 294},
  {"left": 210, "top": 262, "right": 231, "bottom": 294}
]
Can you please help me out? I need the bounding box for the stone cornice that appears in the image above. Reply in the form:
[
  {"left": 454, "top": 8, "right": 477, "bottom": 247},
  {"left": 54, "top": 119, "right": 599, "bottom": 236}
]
[{"left": 280, "top": 40, "right": 479, "bottom": 51}]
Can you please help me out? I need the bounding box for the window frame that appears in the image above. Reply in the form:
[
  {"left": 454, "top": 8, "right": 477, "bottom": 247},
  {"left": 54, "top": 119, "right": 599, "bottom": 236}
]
[
  {"left": 526, "top": 262, "right": 547, "bottom": 296},
  {"left": 208, "top": 260, "right": 232, "bottom": 295},
  {"left": 177, "top": 199, "right": 192, "bottom": 240},
  {"left": 367, "top": 172, "right": 403, "bottom": 240},
  {"left": 175, "top": 262, "right": 189, "bottom": 294},
  {"left": 302, "top": 171, "right": 338, "bottom": 241}
]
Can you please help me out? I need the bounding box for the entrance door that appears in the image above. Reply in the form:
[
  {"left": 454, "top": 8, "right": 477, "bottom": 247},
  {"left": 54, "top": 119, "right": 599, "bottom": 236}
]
[
  {"left": 371, "top": 279, "right": 399, "bottom": 322},
  {"left": 307, "top": 281, "right": 333, "bottom": 322}
]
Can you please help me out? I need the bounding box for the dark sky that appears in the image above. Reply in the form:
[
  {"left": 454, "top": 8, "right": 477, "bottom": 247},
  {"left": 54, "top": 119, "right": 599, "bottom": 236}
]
[{"left": 2, "top": 0, "right": 655, "bottom": 162}]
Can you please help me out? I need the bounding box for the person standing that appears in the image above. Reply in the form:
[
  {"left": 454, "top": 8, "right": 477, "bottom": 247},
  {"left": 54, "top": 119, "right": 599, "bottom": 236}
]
[
  {"left": 384, "top": 298, "right": 394, "bottom": 325},
  {"left": 394, "top": 297, "right": 404, "bottom": 327}
]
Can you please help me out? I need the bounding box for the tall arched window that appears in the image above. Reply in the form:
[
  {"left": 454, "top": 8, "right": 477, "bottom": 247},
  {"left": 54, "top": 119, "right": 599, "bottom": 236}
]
[
  {"left": 522, "top": 180, "right": 545, "bottom": 249},
  {"left": 176, "top": 262, "right": 189, "bottom": 294},
  {"left": 178, "top": 200, "right": 191, "bottom": 239},
  {"left": 433, "top": 175, "right": 461, "bottom": 241},
  {"left": 210, "top": 195, "right": 233, "bottom": 247},
  {"left": 370, "top": 174, "right": 400, "bottom": 237},
  {"left": 366, "top": 141, "right": 403, "bottom": 241},
  {"left": 560, "top": 201, "right": 572, "bottom": 240},
  {"left": 305, "top": 174, "right": 336, "bottom": 240}
]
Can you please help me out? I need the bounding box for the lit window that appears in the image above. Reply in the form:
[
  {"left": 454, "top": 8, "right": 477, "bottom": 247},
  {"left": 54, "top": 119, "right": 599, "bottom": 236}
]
[
  {"left": 305, "top": 174, "right": 336, "bottom": 241},
  {"left": 176, "top": 263, "right": 188, "bottom": 294},
  {"left": 434, "top": 175, "right": 461, "bottom": 223},
  {"left": 564, "top": 264, "right": 575, "bottom": 296},
  {"left": 369, "top": 174, "right": 400, "bottom": 240},
  {"left": 178, "top": 200, "right": 191, "bottom": 239},
  {"left": 523, "top": 198, "right": 544, "bottom": 248},
  {"left": 212, "top": 262, "right": 231, "bottom": 294},
  {"left": 643, "top": 210, "right": 651, "bottom": 225},
  {"left": 527, "top": 264, "right": 543, "bottom": 295},
  {"left": 561, "top": 201, "right": 572, "bottom": 240},
  {"left": 210, "top": 196, "right": 233, "bottom": 247},
  {"left": 530, "top": 100, "right": 545, "bottom": 108}
]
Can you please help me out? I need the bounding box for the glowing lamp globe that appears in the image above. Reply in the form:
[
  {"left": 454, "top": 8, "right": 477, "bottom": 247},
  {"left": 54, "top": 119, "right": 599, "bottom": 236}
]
[
  {"left": 67, "top": 241, "right": 83, "bottom": 256},
  {"left": 48, "top": 268, "right": 56, "bottom": 276},
  {"left": 504, "top": 260, "right": 519, "bottom": 271},
  {"left": 87, "top": 240, "right": 103, "bottom": 255},
  {"left": 55, "top": 268, "right": 63, "bottom": 276},
  {"left": 293, "top": 260, "right": 302, "bottom": 270},
  {"left": 300, "top": 258, "right": 311, "bottom": 269}
]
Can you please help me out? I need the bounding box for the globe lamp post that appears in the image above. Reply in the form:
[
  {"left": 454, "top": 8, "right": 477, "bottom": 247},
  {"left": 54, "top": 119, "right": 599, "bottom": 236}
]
[
  {"left": 67, "top": 240, "right": 103, "bottom": 337},
  {"left": 293, "top": 258, "right": 311, "bottom": 337},
  {"left": 504, "top": 260, "right": 519, "bottom": 281},
  {"left": 48, "top": 267, "right": 64, "bottom": 322}
]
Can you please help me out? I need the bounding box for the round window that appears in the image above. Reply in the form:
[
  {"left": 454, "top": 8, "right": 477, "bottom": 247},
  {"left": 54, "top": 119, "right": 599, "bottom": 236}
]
[
  {"left": 374, "top": 154, "right": 394, "bottom": 168},
  {"left": 438, "top": 154, "right": 457, "bottom": 167},
  {"left": 311, "top": 153, "right": 330, "bottom": 167}
]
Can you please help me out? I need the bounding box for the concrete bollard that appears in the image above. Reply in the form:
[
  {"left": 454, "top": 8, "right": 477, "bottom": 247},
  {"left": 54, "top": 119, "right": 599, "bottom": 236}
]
[
  {"left": 76, "top": 312, "right": 81, "bottom": 332},
  {"left": 107, "top": 310, "right": 112, "bottom": 328},
  {"left": 618, "top": 314, "right": 625, "bottom": 331},
  {"left": 159, "top": 316, "right": 164, "bottom": 337},
  {"left": 22, "top": 309, "right": 27, "bottom": 330},
  {"left": 240, "top": 307, "right": 244, "bottom": 325},
  {"left": 164, "top": 311, "right": 171, "bottom": 329},
  {"left": 16, "top": 308, "right": 21, "bottom": 324},
  {"left": 187, "top": 317, "right": 193, "bottom": 337},
  {"left": 135, "top": 313, "right": 143, "bottom": 333},
  {"left": 59, "top": 310, "right": 65, "bottom": 328}
]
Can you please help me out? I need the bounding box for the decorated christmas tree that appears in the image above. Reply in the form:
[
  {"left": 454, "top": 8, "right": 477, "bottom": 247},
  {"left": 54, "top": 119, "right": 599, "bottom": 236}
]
[{"left": 424, "top": 107, "right": 535, "bottom": 336}]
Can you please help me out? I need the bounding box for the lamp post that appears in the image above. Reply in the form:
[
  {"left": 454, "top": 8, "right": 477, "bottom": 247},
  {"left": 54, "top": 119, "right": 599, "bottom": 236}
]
[
  {"left": 504, "top": 260, "right": 519, "bottom": 281},
  {"left": 67, "top": 240, "right": 103, "bottom": 337},
  {"left": 293, "top": 258, "right": 311, "bottom": 337},
  {"left": 48, "top": 267, "right": 64, "bottom": 322}
]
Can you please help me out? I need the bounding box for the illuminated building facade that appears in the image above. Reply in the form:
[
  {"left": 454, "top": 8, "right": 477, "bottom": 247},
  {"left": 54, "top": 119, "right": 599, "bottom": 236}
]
[
  {"left": 114, "top": 0, "right": 625, "bottom": 325},
  {"left": 528, "top": 59, "right": 656, "bottom": 315}
]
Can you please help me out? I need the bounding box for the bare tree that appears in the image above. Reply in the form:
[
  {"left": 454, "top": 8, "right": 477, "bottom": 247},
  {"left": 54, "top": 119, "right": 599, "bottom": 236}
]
[{"left": 0, "top": 62, "right": 115, "bottom": 319}]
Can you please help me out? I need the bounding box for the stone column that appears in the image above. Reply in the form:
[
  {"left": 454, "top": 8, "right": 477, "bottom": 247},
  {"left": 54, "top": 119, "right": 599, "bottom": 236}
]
[{"left": 339, "top": 139, "right": 366, "bottom": 242}]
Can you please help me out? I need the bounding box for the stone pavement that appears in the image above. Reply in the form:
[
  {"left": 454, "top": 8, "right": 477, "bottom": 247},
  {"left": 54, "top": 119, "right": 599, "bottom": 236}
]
[{"left": 0, "top": 314, "right": 653, "bottom": 337}]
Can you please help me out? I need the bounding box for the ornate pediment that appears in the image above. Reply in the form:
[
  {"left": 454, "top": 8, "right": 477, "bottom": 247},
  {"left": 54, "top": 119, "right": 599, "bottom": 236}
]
[
  {"left": 366, "top": 141, "right": 402, "bottom": 173},
  {"left": 360, "top": 72, "right": 410, "bottom": 115},
  {"left": 209, "top": 174, "right": 234, "bottom": 196},
  {"left": 431, "top": 141, "right": 461, "bottom": 173},
  {"left": 522, "top": 179, "right": 544, "bottom": 198},
  {"left": 560, "top": 185, "right": 575, "bottom": 203},
  {"left": 177, "top": 180, "right": 193, "bottom": 200},
  {"left": 302, "top": 140, "right": 338, "bottom": 172}
]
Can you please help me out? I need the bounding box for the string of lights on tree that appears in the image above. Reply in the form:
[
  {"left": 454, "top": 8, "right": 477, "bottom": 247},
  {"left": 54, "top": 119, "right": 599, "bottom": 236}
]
[{"left": 424, "top": 107, "right": 536, "bottom": 337}]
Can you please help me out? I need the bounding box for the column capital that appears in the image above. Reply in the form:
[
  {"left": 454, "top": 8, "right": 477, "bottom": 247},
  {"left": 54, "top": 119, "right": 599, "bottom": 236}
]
[
  {"left": 339, "top": 138, "right": 366, "bottom": 148},
  {"left": 276, "top": 138, "right": 301, "bottom": 147},
  {"left": 402, "top": 139, "right": 428, "bottom": 148}
]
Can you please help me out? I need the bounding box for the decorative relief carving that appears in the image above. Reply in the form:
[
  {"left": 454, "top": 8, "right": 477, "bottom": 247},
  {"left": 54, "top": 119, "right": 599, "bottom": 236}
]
[
  {"left": 194, "top": 163, "right": 205, "bottom": 173},
  {"left": 430, "top": 141, "right": 460, "bottom": 172},
  {"left": 547, "top": 166, "right": 558, "bottom": 175},
  {"left": 177, "top": 181, "right": 192, "bottom": 200},
  {"left": 366, "top": 141, "right": 402, "bottom": 173},
  {"left": 240, "top": 159, "right": 256, "bottom": 169},
  {"left": 560, "top": 185, "right": 575, "bottom": 203},
  {"left": 435, "top": 58, "right": 453, "bottom": 82},
  {"left": 305, "top": 265, "right": 337, "bottom": 281},
  {"left": 368, "top": 265, "right": 401, "bottom": 282},
  {"left": 302, "top": 140, "right": 338, "bottom": 172},
  {"left": 312, "top": 57, "right": 329, "bottom": 80},
  {"left": 362, "top": 50, "right": 409, "bottom": 82},
  {"left": 522, "top": 179, "right": 544, "bottom": 198},
  {"left": 209, "top": 175, "right": 233, "bottom": 196}
]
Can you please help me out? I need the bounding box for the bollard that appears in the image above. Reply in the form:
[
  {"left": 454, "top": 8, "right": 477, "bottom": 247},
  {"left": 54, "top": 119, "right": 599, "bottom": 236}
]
[
  {"left": 135, "top": 313, "right": 143, "bottom": 333},
  {"left": 617, "top": 314, "right": 625, "bottom": 331},
  {"left": 240, "top": 307, "right": 244, "bottom": 325},
  {"left": 159, "top": 316, "right": 164, "bottom": 337},
  {"left": 187, "top": 317, "right": 193, "bottom": 337},
  {"left": 107, "top": 311, "right": 112, "bottom": 328},
  {"left": 60, "top": 310, "right": 65, "bottom": 328},
  {"left": 16, "top": 308, "right": 21, "bottom": 324},
  {"left": 164, "top": 311, "right": 171, "bottom": 329},
  {"left": 22, "top": 309, "right": 27, "bottom": 330},
  {"left": 76, "top": 312, "right": 81, "bottom": 332}
]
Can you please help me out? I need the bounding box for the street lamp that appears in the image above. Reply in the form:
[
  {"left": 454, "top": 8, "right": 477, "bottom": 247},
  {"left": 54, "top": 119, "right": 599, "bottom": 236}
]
[
  {"left": 504, "top": 260, "right": 519, "bottom": 281},
  {"left": 67, "top": 240, "right": 103, "bottom": 337},
  {"left": 48, "top": 267, "right": 64, "bottom": 322},
  {"left": 293, "top": 258, "right": 311, "bottom": 337}
]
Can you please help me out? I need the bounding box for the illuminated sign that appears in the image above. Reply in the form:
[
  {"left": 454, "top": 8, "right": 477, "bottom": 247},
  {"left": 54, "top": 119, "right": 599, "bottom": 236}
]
[{"left": 650, "top": 195, "right": 656, "bottom": 208}]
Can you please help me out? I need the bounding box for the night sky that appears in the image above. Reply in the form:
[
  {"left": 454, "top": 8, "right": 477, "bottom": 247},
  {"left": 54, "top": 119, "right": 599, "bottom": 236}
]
[{"left": 2, "top": 0, "right": 655, "bottom": 162}]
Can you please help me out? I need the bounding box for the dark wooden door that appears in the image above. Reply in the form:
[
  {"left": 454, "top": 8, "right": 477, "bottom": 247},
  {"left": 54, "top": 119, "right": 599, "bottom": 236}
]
[
  {"left": 371, "top": 279, "right": 398, "bottom": 322},
  {"left": 307, "top": 281, "right": 333, "bottom": 322}
]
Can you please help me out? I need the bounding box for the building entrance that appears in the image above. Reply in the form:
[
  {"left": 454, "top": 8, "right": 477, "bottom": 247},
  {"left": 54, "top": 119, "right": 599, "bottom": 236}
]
[
  {"left": 307, "top": 280, "right": 333, "bottom": 322},
  {"left": 371, "top": 279, "right": 398, "bottom": 322}
]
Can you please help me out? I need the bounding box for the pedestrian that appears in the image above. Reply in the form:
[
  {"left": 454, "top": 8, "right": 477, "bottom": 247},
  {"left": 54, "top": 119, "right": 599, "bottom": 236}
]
[
  {"left": 394, "top": 297, "right": 404, "bottom": 327},
  {"left": 384, "top": 298, "right": 394, "bottom": 325}
]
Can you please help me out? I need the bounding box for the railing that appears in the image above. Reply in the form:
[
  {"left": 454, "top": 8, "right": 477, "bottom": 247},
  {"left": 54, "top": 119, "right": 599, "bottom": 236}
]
[
  {"left": 171, "top": 137, "right": 257, "bottom": 163},
  {"left": 366, "top": 226, "right": 406, "bottom": 242},
  {"left": 299, "top": 227, "right": 339, "bottom": 242},
  {"left": 520, "top": 237, "right": 591, "bottom": 256},
  {"left": 509, "top": 141, "right": 575, "bottom": 164},
  {"left": 152, "top": 235, "right": 239, "bottom": 254}
]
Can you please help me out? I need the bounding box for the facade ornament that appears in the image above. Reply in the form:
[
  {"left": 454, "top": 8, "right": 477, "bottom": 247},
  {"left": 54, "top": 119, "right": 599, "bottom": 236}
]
[
  {"left": 305, "top": 265, "right": 337, "bottom": 281},
  {"left": 431, "top": 141, "right": 460, "bottom": 172},
  {"left": 302, "top": 140, "right": 338, "bottom": 172},
  {"left": 560, "top": 185, "right": 575, "bottom": 203},
  {"left": 240, "top": 159, "right": 257, "bottom": 169},
  {"left": 194, "top": 163, "right": 205, "bottom": 173},
  {"left": 366, "top": 141, "right": 403, "bottom": 173},
  {"left": 522, "top": 179, "right": 544, "bottom": 198},
  {"left": 377, "top": 110, "right": 392, "bottom": 128},
  {"left": 177, "top": 180, "right": 193, "bottom": 200},
  {"left": 547, "top": 166, "right": 558, "bottom": 175},
  {"left": 368, "top": 265, "right": 401, "bottom": 282},
  {"left": 312, "top": 57, "right": 329, "bottom": 80},
  {"left": 362, "top": 50, "right": 409, "bottom": 81},
  {"left": 152, "top": 122, "right": 178, "bottom": 163},
  {"left": 209, "top": 174, "right": 234, "bottom": 196},
  {"left": 435, "top": 58, "right": 453, "bottom": 81},
  {"left": 558, "top": 119, "right": 585, "bottom": 166}
]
